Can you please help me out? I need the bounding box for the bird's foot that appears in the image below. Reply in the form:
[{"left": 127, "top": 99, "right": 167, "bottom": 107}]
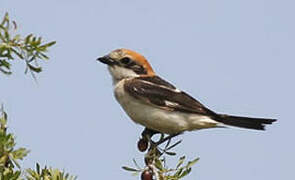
[
  {"left": 138, "top": 128, "right": 182, "bottom": 154},
  {"left": 155, "top": 133, "right": 181, "bottom": 146},
  {"left": 138, "top": 128, "right": 159, "bottom": 152}
]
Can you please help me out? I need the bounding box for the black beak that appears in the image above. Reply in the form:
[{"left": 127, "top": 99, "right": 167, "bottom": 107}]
[{"left": 97, "top": 56, "right": 115, "bottom": 65}]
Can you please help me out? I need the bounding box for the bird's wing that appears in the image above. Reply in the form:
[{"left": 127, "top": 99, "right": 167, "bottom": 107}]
[{"left": 124, "top": 76, "right": 215, "bottom": 116}]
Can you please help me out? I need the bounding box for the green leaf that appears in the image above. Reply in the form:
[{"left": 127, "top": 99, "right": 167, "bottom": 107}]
[
  {"left": 12, "top": 34, "right": 20, "bottom": 42},
  {"left": 179, "top": 168, "right": 192, "bottom": 178},
  {"left": 10, "top": 154, "right": 21, "bottom": 169},
  {"left": 176, "top": 156, "right": 185, "bottom": 169},
  {"left": 132, "top": 159, "right": 141, "bottom": 169},
  {"left": 41, "top": 41, "right": 56, "bottom": 48},
  {"left": 174, "top": 167, "right": 183, "bottom": 177},
  {"left": 0, "top": 67, "right": 12, "bottom": 74},
  {"left": 1, "top": 13, "right": 9, "bottom": 27},
  {"left": 27, "top": 63, "right": 42, "bottom": 73},
  {"left": 12, "top": 147, "right": 30, "bottom": 160},
  {"left": 36, "top": 37, "right": 42, "bottom": 46},
  {"left": 10, "top": 48, "right": 24, "bottom": 59},
  {"left": 0, "top": 59, "right": 11, "bottom": 69},
  {"left": 25, "top": 34, "right": 33, "bottom": 44},
  {"left": 0, "top": 13, "right": 56, "bottom": 77},
  {"left": 122, "top": 166, "right": 139, "bottom": 172},
  {"left": 4, "top": 30, "right": 10, "bottom": 42},
  {"left": 165, "top": 151, "right": 177, "bottom": 156},
  {"left": 154, "top": 158, "right": 164, "bottom": 171},
  {"left": 36, "top": 163, "right": 40, "bottom": 175},
  {"left": 12, "top": 20, "right": 17, "bottom": 30},
  {"left": 39, "top": 52, "right": 49, "bottom": 60},
  {"left": 186, "top": 157, "right": 200, "bottom": 169}
]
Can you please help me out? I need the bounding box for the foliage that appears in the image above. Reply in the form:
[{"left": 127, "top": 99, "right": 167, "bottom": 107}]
[
  {"left": 0, "top": 106, "right": 76, "bottom": 180},
  {"left": 26, "top": 163, "right": 77, "bottom": 180},
  {"left": 0, "top": 105, "right": 28, "bottom": 180},
  {"left": 0, "top": 12, "right": 56, "bottom": 77},
  {"left": 123, "top": 135, "right": 199, "bottom": 180},
  {"left": 0, "top": 12, "right": 75, "bottom": 180}
]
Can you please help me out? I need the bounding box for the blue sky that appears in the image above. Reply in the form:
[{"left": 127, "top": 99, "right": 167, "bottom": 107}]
[{"left": 1, "top": 0, "right": 294, "bottom": 179}]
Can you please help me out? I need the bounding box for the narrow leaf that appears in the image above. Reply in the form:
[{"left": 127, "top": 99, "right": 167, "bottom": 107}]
[
  {"left": 155, "top": 158, "right": 164, "bottom": 171},
  {"left": 165, "top": 151, "right": 177, "bottom": 156},
  {"left": 176, "top": 156, "right": 185, "bottom": 169},
  {"left": 27, "top": 63, "right": 42, "bottom": 73},
  {"left": 122, "top": 166, "right": 139, "bottom": 172},
  {"left": 25, "top": 34, "right": 33, "bottom": 44},
  {"left": 180, "top": 168, "right": 192, "bottom": 178},
  {"left": 186, "top": 157, "right": 200, "bottom": 168},
  {"left": 41, "top": 41, "right": 56, "bottom": 48},
  {"left": 132, "top": 159, "right": 141, "bottom": 169},
  {"left": 166, "top": 140, "right": 182, "bottom": 151}
]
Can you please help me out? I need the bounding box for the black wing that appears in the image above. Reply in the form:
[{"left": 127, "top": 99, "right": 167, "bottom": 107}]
[{"left": 124, "top": 76, "right": 216, "bottom": 116}]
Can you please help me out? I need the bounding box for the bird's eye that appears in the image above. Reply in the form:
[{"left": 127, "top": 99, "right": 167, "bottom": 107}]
[{"left": 120, "top": 57, "right": 131, "bottom": 64}]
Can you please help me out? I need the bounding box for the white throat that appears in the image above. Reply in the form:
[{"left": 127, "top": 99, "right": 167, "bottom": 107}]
[{"left": 108, "top": 65, "right": 139, "bottom": 85}]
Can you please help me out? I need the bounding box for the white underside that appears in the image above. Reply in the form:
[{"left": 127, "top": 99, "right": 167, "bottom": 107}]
[{"left": 114, "top": 79, "right": 221, "bottom": 134}]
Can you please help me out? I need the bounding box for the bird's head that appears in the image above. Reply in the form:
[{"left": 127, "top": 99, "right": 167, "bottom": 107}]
[{"left": 97, "top": 48, "right": 155, "bottom": 83}]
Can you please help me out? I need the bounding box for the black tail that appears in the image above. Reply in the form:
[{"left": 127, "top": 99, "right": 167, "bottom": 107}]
[{"left": 216, "top": 114, "right": 277, "bottom": 130}]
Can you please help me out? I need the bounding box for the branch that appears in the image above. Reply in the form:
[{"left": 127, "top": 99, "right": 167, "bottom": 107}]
[
  {"left": 123, "top": 131, "right": 199, "bottom": 180},
  {"left": 0, "top": 12, "right": 56, "bottom": 78}
]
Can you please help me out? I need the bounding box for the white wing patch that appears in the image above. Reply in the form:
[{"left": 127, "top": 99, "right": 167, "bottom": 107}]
[
  {"left": 142, "top": 79, "right": 181, "bottom": 92},
  {"left": 174, "top": 88, "right": 181, "bottom": 93},
  {"left": 165, "top": 100, "right": 179, "bottom": 107}
]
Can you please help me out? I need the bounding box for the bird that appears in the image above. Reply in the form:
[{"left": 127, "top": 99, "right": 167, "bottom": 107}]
[{"left": 97, "top": 48, "right": 276, "bottom": 137}]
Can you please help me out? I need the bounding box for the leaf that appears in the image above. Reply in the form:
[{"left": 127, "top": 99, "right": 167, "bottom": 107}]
[
  {"left": 166, "top": 140, "right": 182, "bottom": 151},
  {"left": 0, "top": 154, "right": 9, "bottom": 165},
  {"left": 165, "top": 151, "right": 177, "bottom": 156},
  {"left": 132, "top": 159, "right": 141, "bottom": 169},
  {"left": 0, "top": 24, "right": 5, "bottom": 31},
  {"left": 1, "top": 13, "right": 9, "bottom": 26},
  {"left": 39, "top": 52, "right": 49, "bottom": 60},
  {"left": 0, "top": 67, "right": 12, "bottom": 74},
  {"left": 176, "top": 156, "right": 185, "bottom": 169},
  {"left": 10, "top": 154, "right": 21, "bottom": 169},
  {"left": 179, "top": 168, "right": 192, "bottom": 178},
  {"left": 186, "top": 157, "right": 200, "bottom": 169},
  {"left": 0, "top": 59, "right": 11, "bottom": 69},
  {"left": 36, "top": 163, "right": 40, "bottom": 175},
  {"left": 25, "top": 34, "right": 33, "bottom": 44},
  {"left": 12, "top": 170, "right": 21, "bottom": 179},
  {"left": 122, "top": 166, "right": 139, "bottom": 172},
  {"left": 11, "top": 147, "right": 30, "bottom": 160},
  {"left": 12, "top": 34, "right": 20, "bottom": 42},
  {"left": 36, "top": 37, "right": 42, "bottom": 46},
  {"left": 27, "top": 63, "right": 42, "bottom": 73},
  {"left": 0, "top": 13, "right": 56, "bottom": 77},
  {"left": 10, "top": 48, "right": 24, "bottom": 59},
  {"left": 164, "top": 136, "right": 172, "bottom": 149},
  {"left": 4, "top": 30, "right": 10, "bottom": 42},
  {"left": 174, "top": 167, "right": 183, "bottom": 177},
  {"left": 0, "top": 31, "right": 6, "bottom": 42},
  {"left": 40, "top": 41, "right": 56, "bottom": 48},
  {"left": 154, "top": 158, "right": 164, "bottom": 171},
  {"left": 12, "top": 20, "right": 17, "bottom": 30}
]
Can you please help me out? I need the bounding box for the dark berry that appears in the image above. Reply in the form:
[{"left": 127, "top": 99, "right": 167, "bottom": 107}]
[
  {"left": 141, "top": 170, "right": 153, "bottom": 180},
  {"left": 138, "top": 138, "right": 148, "bottom": 152}
]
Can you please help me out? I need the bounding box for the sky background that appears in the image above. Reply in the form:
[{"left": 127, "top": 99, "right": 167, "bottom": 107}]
[{"left": 1, "top": 0, "right": 294, "bottom": 179}]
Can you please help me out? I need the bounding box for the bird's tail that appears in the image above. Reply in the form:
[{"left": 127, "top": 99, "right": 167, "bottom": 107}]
[{"left": 216, "top": 114, "right": 276, "bottom": 130}]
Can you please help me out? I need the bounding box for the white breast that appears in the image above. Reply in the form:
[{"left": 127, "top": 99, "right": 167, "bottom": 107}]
[{"left": 113, "top": 79, "right": 219, "bottom": 134}]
